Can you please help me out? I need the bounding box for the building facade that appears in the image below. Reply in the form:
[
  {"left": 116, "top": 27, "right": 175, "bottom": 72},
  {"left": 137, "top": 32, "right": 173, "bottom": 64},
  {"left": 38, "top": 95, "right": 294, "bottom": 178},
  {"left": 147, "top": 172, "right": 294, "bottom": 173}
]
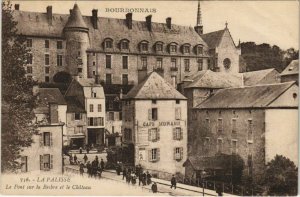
[
  {"left": 280, "top": 59, "right": 299, "bottom": 84},
  {"left": 122, "top": 72, "right": 188, "bottom": 179}
]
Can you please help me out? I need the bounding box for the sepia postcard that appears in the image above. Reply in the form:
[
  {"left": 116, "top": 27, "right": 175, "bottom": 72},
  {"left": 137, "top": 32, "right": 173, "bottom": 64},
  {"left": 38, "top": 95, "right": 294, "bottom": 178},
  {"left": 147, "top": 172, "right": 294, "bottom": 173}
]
[{"left": 1, "top": 0, "right": 299, "bottom": 196}]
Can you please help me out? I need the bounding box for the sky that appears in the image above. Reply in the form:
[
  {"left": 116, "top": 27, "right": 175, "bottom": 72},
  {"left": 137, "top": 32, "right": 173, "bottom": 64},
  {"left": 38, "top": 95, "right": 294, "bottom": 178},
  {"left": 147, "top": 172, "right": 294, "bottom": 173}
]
[{"left": 12, "top": 0, "right": 299, "bottom": 50}]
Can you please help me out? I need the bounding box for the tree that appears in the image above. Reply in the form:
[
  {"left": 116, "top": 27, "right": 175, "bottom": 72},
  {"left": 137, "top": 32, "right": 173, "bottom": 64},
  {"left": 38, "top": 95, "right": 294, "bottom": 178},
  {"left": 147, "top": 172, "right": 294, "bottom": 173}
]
[
  {"left": 263, "top": 155, "right": 298, "bottom": 195},
  {"left": 1, "top": 0, "right": 37, "bottom": 172},
  {"left": 53, "top": 71, "right": 72, "bottom": 84}
]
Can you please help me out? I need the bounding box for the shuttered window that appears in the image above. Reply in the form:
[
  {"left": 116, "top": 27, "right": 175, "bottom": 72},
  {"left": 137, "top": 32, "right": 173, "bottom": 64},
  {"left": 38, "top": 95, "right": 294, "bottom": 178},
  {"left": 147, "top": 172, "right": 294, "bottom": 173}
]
[
  {"left": 175, "top": 107, "right": 181, "bottom": 120},
  {"left": 148, "top": 148, "right": 160, "bottom": 162},
  {"left": 148, "top": 108, "right": 158, "bottom": 121},
  {"left": 148, "top": 128, "right": 160, "bottom": 142},
  {"left": 247, "top": 119, "right": 253, "bottom": 141},
  {"left": 217, "top": 118, "right": 223, "bottom": 132},
  {"left": 174, "top": 147, "right": 183, "bottom": 160},
  {"left": 40, "top": 132, "right": 52, "bottom": 147},
  {"left": 173, "top": 127, "right": 183, "bottom": 140},
  {"left": 40, "top": 154, "right": 53, "bottom": 171}
]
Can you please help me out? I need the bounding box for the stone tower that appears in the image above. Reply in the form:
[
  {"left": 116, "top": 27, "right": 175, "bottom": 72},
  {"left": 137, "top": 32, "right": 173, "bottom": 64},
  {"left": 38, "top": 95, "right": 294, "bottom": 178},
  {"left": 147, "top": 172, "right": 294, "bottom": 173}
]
[
  {"left": 194, "top": 0, "right": 203, "bottom": 35},
  {"left": 64, "top": 4, "right": 89, "bottom": 78}
]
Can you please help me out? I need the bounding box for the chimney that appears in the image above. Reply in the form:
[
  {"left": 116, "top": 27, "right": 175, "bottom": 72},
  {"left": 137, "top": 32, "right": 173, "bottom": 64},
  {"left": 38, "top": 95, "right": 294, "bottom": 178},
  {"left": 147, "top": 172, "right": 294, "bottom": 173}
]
[
  {"left": 166, "top": 17, "right": 171, "bottom": 29},
  {"left": 145, "top": 15, "right": 152, "bottom": 31},
  {"left": 126, "top": 13, "right": 132, "bottom": 29},
  {"left": 47, "top": 6, "right": 52, "bottom": 25},
  {"left": 92, "top": 9, "right": 98, "bottom": 29},
  {"left": 69, "top": 9, "right": 72, "bottom": 15},
  {"left": 14, "top": 4, "right": 20, "bottom": 10}
]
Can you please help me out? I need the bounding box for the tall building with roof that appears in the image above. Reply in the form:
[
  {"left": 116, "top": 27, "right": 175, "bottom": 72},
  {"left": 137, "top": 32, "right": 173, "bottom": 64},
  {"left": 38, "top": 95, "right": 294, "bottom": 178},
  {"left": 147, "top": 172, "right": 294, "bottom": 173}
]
[
  {"left": 13, "top": 1, "right": 243, "bottom": 86},
  {"left": 280, "top": 59, "right": 299, "bottom": 84},
  {"left": 122, "top": 72, "right": 187, "bottom": 179}
]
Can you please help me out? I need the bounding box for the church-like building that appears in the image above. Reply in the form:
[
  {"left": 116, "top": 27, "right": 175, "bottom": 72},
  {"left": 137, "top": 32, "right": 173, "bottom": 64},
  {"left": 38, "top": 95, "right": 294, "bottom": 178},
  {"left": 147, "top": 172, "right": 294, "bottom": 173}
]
[{"left": 13, "top": 1, "right": 242, "bottom": 86}]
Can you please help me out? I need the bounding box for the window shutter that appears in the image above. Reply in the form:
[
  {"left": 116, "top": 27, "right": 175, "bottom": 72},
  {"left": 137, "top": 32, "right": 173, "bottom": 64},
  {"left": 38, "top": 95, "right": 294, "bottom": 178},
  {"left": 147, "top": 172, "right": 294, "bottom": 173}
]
[
  {"left": 50, "top": 132, "right": 53, "bottom": 146},
  {"left": 157, "top": 149, "right": 160, "bottom": 161},
  {"left": 173, "top": 128, "right": 176, "bottom": 140},
  {"left": 148, "top": 150, "right": 152, "bottom": 162},
  {"left": 50, "top": 155, "right": 53, "bottom": 169},
  {"left": 40, "top": 155, "right": 44, "bottom": 170},
  {"left": 40, "top": 133, "right": 44, "bottom": 146},
  {"left": 157, "top": 128, "right": 160, "bottom": 141},
  {"left": 180, "top": 128, "right": 183, "bottom": 140},
  {"left": 148, "top": 109, "right": 152, "bottom": 120},
  {"left": 180, "top": 147, "right": 183, "bottom": 160},
  {"left": 175, "top": 107, "right": 181, "bottom": 120},
  {"left": 148, "top": 129, "right": 152, "bottom": 141},
  {"left": 71, "top": 113, "right": 75, "bottom": 121},
  {"left": 173, "top": 148, "right": 176, "bottom": 160},
  {"left": 178, "top": 108, "right": 181, "bottom": 120}
]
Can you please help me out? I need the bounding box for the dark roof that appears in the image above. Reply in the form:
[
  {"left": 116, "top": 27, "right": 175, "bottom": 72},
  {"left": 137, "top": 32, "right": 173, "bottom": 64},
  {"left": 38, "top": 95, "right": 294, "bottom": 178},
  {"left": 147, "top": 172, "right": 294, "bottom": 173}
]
[
  {"left": 13, "top": 6, "right": 208, "bottom": 53},
  {"left": 65, "top": 96, "right": 86, "bottom": 113},
  {"left": 201, "top": 29, "right": 225, "bottom": 49},
  {"left": 184, "top": 70, "right": 242, "bottom": 89},
  {"left": 77, "top": 78, "right": 101, "bottom": 87},
  {"left": 243, "top": 68, "right": 278, "bottom": 86},
  {"left": 38, "top": 88, "right": 67, "bottom": 105},
  {"left": 64, "top": 4, "right": 88, "bottom": 29},
  {"left": 124, "top": 72, "right": 186, "bottom": 100},
  {"left": 280, "top": 60, "right": 299, "bottom": 76},
  {"left": 196, "top": 82, "right": 295, "bottom": 109}
]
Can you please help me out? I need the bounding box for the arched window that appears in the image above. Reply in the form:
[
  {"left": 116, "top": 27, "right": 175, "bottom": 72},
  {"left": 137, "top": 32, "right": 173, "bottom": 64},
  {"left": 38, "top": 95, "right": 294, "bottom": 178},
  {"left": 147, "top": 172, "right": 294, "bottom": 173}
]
[
  {"left": 195, "top": 44, "right": 203, "bottom": 55},
  {"left": 120, "top": 39, "right": 130, "bottom": 50},
  {"left": 155, "top": 41, "right": 164, "bottom": 52},
  {"left": 139, "top": 40, "right": 149, "bottom": 52},
  {"left": 169, "top": 42, "right": 178, "bottom": 53},
  {"left": 103, "top": 38, "right": 113, "bottom": 49},
  {"left": 182, "top": 43, "right": 191, "bottom": 54}
]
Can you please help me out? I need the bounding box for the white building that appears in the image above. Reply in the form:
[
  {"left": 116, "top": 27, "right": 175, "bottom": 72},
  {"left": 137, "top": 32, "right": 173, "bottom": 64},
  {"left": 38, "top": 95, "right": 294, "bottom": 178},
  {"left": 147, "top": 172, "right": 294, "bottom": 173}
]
[{"left": 122, "top": 72, "right": 188, "bottom": 179}]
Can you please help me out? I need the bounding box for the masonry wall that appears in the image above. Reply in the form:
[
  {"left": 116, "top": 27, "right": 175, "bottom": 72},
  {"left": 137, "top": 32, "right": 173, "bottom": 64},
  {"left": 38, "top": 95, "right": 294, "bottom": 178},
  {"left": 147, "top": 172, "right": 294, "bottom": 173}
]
[
  {"left": 189, "top": 108, "right": 266, "bottom": 182},
  {"left": 66, "top": 112, "right": 87, "bottom": 144}
]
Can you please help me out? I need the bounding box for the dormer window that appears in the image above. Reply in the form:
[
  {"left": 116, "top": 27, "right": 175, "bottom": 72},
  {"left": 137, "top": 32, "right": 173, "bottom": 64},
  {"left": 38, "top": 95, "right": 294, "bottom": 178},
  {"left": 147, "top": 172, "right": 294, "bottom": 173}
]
[
  {"left": 140, "top": 41, "right": 149, "bottom": 52},
  {"left": 155, "top": 42, "right": 163, "bottom": 52},
  {"left": 104, "top": 38, "right": 113, "bottom": 49},
  {"left": 169, "top": 43, "right": 178, "bottom": 53},
  {"left": 183, "top": 44, "right": 191, "bottom": 54},
  {"left": 120, "top": 39, "right": 129, "bottom": 50},
  {"left": 195, "top": 45, "right": 203, "bottom": 55}
]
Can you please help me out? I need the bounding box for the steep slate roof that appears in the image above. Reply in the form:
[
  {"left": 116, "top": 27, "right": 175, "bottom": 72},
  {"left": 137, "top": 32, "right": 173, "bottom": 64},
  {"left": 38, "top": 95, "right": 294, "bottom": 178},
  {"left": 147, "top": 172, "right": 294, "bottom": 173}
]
[
  {"left": 38, "top": 88, "right": 67, "bottom": 105},
  {"left": 124, "top": 72, "right": 186, "bottom": 100},
  {"left": 184, "top": 70, "right": 242, "bottom": 89},
  {"left": 201, "top": 29, "right": 225, "bottom": 49},
  {"left": 280, "top": 60, "right": 299, "bottom": 76},
  {"left": 77, "top": 78, "right": 101, "bottom": 87},
  {"left": 12, "top": 6, "right": 208, "bottom": 53},
  {"left": 243, "top": 68, "right": 278, "bottom": 86},
  {"left": 64, "top": 4, "right": 88, "bottom": 29},
  {"left": 65, "top": 96, "right": 86, "bottom": 113},
  {"left": 196, "top": 82, "right": 295, "bottom": 109}
]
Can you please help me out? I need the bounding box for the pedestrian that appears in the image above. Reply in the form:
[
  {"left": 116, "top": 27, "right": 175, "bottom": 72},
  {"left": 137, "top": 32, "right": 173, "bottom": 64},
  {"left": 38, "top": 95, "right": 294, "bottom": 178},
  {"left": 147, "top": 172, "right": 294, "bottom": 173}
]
[
  {"left": 79, "top": 147, "right": 83, "bottom": 154},
  {"left": 216, "top": 185, "right": 223, "bottom": 196},
  {"left": 100, "top": 158, "right": 105, "bottom": 170},
  {"left": 151, "top": 182, "right": 158, "bottom": 193},
  {"left": 69, "top": 155, "right": 73, "bottom": 165},
  {"left": 91, "top": 160, "right": 98, "bottom": 178},
  {"left": 83, "top": 154, "right": 88, "bottom": 163},
  {"left": 126, "top": 172, "right": 131, "bottom": 184},
  {"left": 122, "top": 167, "right": 127, "bottom": 180},
  {"left": 86, "top": 161, "right": 92, "bottom": 177},
  {"left": 170, "top": 175, "right": 176, "bottom": 189},
  {"left": 138, "top": 171, "right": 143, "bottom": 186},
  {"left": 79, "top": 162, "right": 84, "bottom": 176},
  {"left": 74, "top": 154, "right": 78, "bottom": 165},
  {"left": 86, "top": 145, "right": 90, "bottom": 154},
  {"left": 131, "top": 172, "right": 137, "bottom": 185},
  {"left": 146, "top": 171, "right": 152, "bottom": 185},
  {"left": 142, "top": 171, "right": 147, "bottom": 186},
  {"left": 95, "top": 156, "right": 99, "bottom": 165}
]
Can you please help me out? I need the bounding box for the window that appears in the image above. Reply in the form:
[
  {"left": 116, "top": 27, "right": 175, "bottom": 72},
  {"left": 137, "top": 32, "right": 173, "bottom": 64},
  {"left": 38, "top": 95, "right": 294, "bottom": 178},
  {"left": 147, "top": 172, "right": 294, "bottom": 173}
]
[
  {"left": 149, "top": 128, "right": 160, "bottom": 142},
  {"left": 109, "top": 112, "right": 114, "bottom": 121},
  {"left": 197, "top": 59, "right": 203, "bottom": 71},
  {"left": 176, "top": 100, "right": 180, "bottom": 104},
  {"left": 26, "top": 39, "right": 32, "bottom": 47},
  {"left": 152, "top": 100, "right": 157, "bottom": 104},
  {"left": 170, "top": 45, "right": 177, "bottom": 52},
  {"left": 121, "top": 41, "right": 129, "bottom": 50},
  {"left": 98, "top": 104, "right": 102, "bottom": 112},
  {"left": 174, "top": 147, "right": 183, "bottom": 160},
  {"left": 119, "top": 112, "right": 122, "bottom": 120},
  {"left": 122, "top": 56, "right": 128, "bottom": 69},
  {"left": 217, "top": 138, "right": 223, "bottom": 153},
  {"left": 43, "top": 132, "right": 51, "bottom": 146},
  {"left": 124, "top": 128, "right": 132, "bottom": 141},
  {"left": 232, "top": 118, "right": 237, "bottom": 134},
  {"left": 93, "top": 61, "right": 96, "bottom": 66},
  {"left": 21, "top": 156, "right": 28, "bottom": 172},
  {"left": 92, "top": 92, "right": 97, "bottom": 98},
  {"left": 45, "top": 54, "right": 50, "bottom": 65},
  {"left": 57, "top": 54, "right": 63, "bottom": 66},
  {"left": 78, "top": 68, "right": 82, "bottom": 73},
  {"left": 149, "top": 108, "right": 158, "bottom": 121},
  {"left": 27, "top": 66, "right": 32, "bottom": 74},
  {"left": 141, "top": 57, "right": 147, "bottom": 69},
  {"left": 156, "top": 58, "right": 163, "bottom": 69},
  {"left": 75, "top": 113, "right": 81, "bottom": 120},
  {"left": 45, "top": 67, "right": 50, "bottom": 74},
  {"left": 106, "top": 74, "right": 112, "bottom": 84},
  {"left": 27, "top": 53, "right": 33, "bottom": 64},
  {"left": 77, "top": 126, "right": 83, "bottom": 134},
  {"left": 141, "top": 42, "right": 148, "bottom": 51},
  {"left": 196, "top": 45, "right": 203, "bottom": 55},
  {"left": 231, "top": 140, "right": 238, "bottom": 154},
  {"left": 206, "top": 118, "right": 210, "bottom": 132},
  {"left": 217, "top": 118, "right": 223, "bottom": 132},
  {"left": 156, "top": 43, "right": 163, "bottom": 52},
  {"left": 57, "top": 41, "right": 63, "bottom": 49},
  {"left": 106, "top": 55, "right": 111, "bottom": 68},
  {"left": 105, "top": 40, "right": 113, "bottom": 48},
  {"left": 45, "top": 40, "right": 49, "bottom": 48},
  {"left": 175, "top": 107, "right": 181, "bottom": 120},
  {"left": 184, "top": 59, "right": 190, "bottom": 72},
  {"left": 40, "top": 154, "right": 52, "bottom": 171},
  {"left": 204, "top": 137, "right": 210, "bottom": 148},
  {"left": 247, "top": 153, "right": 253, "bottom": 176},
  {"left": 93, "top": 52, "right": 96, "bottom": 56},
  {"left": 108, "top": 100, "right": 113, "bottom": 110},
  {"left": 149, "top": 148, "right": 160, "bottom": 162},
  {"left": 122, "top": 74, "right": 128, "bottom": 85},
  {"left": 45, "top": 76, "right": 50, "bottom": 82},
  {"left": 93, "top": 71, "right": 96, "bottom": 76},
  {"left": 88, "top": 117, "right": 104, "bottom": 126},
  {"left": 171, "top": 58, "right": 177, "bottom": 68},
  {"left": 90, "top": 104, "right": 94, "bottom": 112},
  {"left": 247, "top": 120, "right": 253, "bottom": 141},
  {"left": 183, "top": 45, "right": 190, "bottom": 53},
  {"left": 173, "top": 127, "right": 182, "bottom": 140}
]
